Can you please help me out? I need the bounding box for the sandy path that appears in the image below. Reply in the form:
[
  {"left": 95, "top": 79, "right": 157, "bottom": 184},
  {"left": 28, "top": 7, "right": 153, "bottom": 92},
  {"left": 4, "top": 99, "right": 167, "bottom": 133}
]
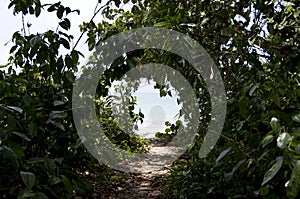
[{"left": 92, "top": 138, "right": 173, "bottom": 199}]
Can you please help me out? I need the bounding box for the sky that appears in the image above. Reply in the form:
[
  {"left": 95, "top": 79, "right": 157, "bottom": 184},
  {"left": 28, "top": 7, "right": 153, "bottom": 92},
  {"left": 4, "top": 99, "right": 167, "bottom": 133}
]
[
  {"left": 0, "top": 0, "right": 182, "bottom": 138},
  {"left": 0, "top": 0, "right": 93, "bottom": 64}
]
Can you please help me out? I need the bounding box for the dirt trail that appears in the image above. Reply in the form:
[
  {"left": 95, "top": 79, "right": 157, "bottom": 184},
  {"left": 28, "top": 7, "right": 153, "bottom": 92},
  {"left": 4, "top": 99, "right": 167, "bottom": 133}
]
[
  {"left": 93, "top": 138, "right": 172, "bottom": 199},
  {"left": 95, "top": 170, "right": 168, "bottom": 199}
]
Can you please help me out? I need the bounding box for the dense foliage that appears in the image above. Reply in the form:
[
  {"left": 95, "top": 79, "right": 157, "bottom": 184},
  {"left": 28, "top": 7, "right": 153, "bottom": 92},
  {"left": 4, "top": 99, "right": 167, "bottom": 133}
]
[{"left": 0, "top": 0, "right": 299, "bottom": 198}]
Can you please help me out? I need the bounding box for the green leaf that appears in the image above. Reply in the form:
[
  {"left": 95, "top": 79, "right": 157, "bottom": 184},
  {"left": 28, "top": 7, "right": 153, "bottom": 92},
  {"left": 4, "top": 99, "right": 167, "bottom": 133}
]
[
  {"left": 71, "top": 50, "right": 79, "bottom": 64},
  {"left": 33, "top": 192, "right": 48, "bottom": 199},
  {"left": 88, "top": 38, "right": 95, "bottom": 51},
  {"left": 9, "top": 45, "right": 18, "bottom": 53},
  {"left": 12, "top": 131, "right": 31, "bottom": 141},
  {"left": 29, "top": 6, "right": 34, "bottom": 15},
  {"left": 216, "top": 147, "right": 232, "bottom": 162},
  {"left": 49, "top": 176, "right": 62, "bottom": 185},
  {"left": 6, "top": 106, "right": 23, "bottom": 113},
  {"left": 57, "top": 5, "right": 64, "bottom": 19},
  {"left": 287, "top": 160, "right": 300, "bottom": 199},
  {"left": 262, "top": 156, "right": 283, "bottom": 186},
  {"left": 7, "top": 115, "right": 16, "bottom": 131},
  {"left": 54, "top": 100, "right": 65, "bottom": 106},
  {"left": 0, "top": 146, "right": 19, "bottom": 170},
  {"left": 270, "top": 117, "right": 281, "bottom": 133},
  {"left": 30, "top": 35, "right": 41, "bottom": 47},
  {"left": 259, "top": 187, "right": 269, "bottom": 196},
  {"left": 64, "top": 71, "right": 75, "bottom": 83},
  {"left": 277, "top": 132, "right": 290, "bottom": 149},
  {"left": 35, "top": 5, "right": 41, "bottom": 17},
  {"left": 50, "top": 121, "right": 65, "bottom": 131},
  {"left": 160, "top": 90, "right": 167, "bottom": 97},
  {"left": 261, "top": 134, "right": 274, "bottom": 148},
  {"left": 9, "top": 142, "right": 25, "bottom": 158},
  {"left": 47, "top": 2, "right": 60, "bottom": 12},
  {"left": 114, "top": 0, "right": 121, "bottom": 7},
  {"left": 249, "top": 84, "right": 258, "bottom": 96},
  {"left": 61, "top": 175, "right": 73, "bottom": 194},
  {"left": 49, "top": 111, "right": 67, "bottom": 119},
  {"left": 139, "top": 112, "right": 144, "bottom": 118},
  {"left": 0, "top": 80, "right": 5, "bottom": 96},
  {"left": 22, "top": 190, "right": 35, "bottom": 198},
  {"left": 236, "top": 121, "right": 244, "bottom": 131},
  {"left": 65, "top": 54, "right": 73, "bottom": 68},
  {"left": 20, "top": 171, "right": 36, "bottom": 190},
  {"left": 60, "top": 38, "right": 70, "bottom": 49},
  {"left": 59, "top": 18, "right": 71, "bottom": 30},
  {"left": 65, "top": 7, "right": 71, "bottom": 15},
  {"left": 292, "top": 113, "right": 300, "bottom": 123}
]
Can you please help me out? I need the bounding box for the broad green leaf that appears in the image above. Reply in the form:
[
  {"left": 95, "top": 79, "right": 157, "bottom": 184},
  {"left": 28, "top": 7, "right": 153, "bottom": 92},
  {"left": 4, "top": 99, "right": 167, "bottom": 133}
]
[
  {"left": 60, "top": 38, "right": 70, "bottom": 49},
  {"left": 59, "top": 18, "right": 71, "bottom": 30},
  {"left": 65, "top": 7, "right": 71, "bottom": 15},
  {"left": 0, "top": 146, "right": 19, "bottom": 170},
  {"left": 57, "top": 5, "right": 64, "bottom": 19},
  {"left": 277, "top": 132, "right": 291, "bottom": 149},
  {"left": 35, "top": 5, "right": 41, "bottom": 17},
  {"left": 71, "top": 50, "right": 79, "bottom": 64},
  {"left": 6, "top": 106, "right": 23, "bottom": 113},
  {"left": 216, "top": 147, "right": 231, "bottom": 162},
  {"left": 287, "top": 160, "right": 300, "bottom": 199},
  {"left": 20, "top": 171, "right": 36, "bottom": 190},
  {"left": 9, "top": 142, "right": 25, "bottom": 158},
  {"left": 88, "top": 37, "right": 95, "bottom": 51},
  {"left": 261, "top": 134, "right": 274, "bottom": 148},
  {"left": 249, "top": 84, "right": 258, "bottom": 96},
  {"left": 65, "top": 54, "right": 73, "bottom": 68},
  {"left": 22, "top": 190, "right": 35, "bottom": 197},
  {"left": 270, "top": 117, "right": 281, "bottom": 133},
  {"left": 29, "top": 6, "right": 34, "bottom": 14},
  {"left": 262, "top": 156, "right": 283, "bottom": 186},
  {"left": 61, "top": 175, "right": 73, "bottom": 194},
  {"left": 49, "top": 176, "right": 62, "bottom": 185},
  {"left": 292, "top": 113, "right": 300, "bottom": 123}
]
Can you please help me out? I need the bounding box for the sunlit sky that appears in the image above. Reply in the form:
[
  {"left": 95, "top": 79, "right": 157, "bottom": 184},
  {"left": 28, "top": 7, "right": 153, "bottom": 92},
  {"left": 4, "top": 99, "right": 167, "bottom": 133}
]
[
  {"left": 0, "top": 0, "right": 103, "bottom": 65},
  {"left": 0, "top": 0, "right": 182, "bottom": 138}
]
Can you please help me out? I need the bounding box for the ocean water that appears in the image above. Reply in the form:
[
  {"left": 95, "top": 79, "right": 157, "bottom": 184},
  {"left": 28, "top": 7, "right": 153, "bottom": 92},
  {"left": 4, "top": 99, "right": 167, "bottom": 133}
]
[
  {"left": 133, "top": 82, "right": 182, "bottom": 138},
  {"left": 109, "top": 79, "right": 182, "bottom": 138}
]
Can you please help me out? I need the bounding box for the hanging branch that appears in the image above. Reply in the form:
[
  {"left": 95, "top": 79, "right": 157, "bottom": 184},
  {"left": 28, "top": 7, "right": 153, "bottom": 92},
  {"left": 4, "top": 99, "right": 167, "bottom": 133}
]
[
  {"left": 22, "top": 14, "right": 26, "bottom": 36},
  {"left": 72, "top": 0, "right": 112, "bottom": 51}
]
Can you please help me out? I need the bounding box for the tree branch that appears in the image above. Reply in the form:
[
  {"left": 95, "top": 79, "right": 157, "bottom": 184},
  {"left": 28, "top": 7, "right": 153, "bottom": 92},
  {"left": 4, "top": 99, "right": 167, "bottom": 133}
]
[{"left": 72, "top": 0, "right": 112, "bottom": 51}]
